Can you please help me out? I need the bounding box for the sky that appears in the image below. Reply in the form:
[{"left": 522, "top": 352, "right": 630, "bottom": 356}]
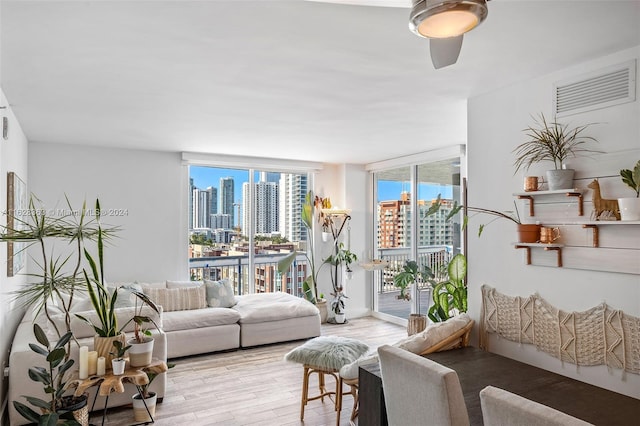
[{"left": 189, "top": 166, "right": 454, "bottom": 205}]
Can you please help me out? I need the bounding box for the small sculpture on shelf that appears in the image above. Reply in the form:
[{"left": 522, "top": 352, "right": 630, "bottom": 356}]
[{"left": 587, "top": 179, "right": 620, "bottom": 221}]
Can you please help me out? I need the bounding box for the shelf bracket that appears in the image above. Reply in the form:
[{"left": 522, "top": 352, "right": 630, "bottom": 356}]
[
  {"left": 566, "top": 192, "right": 584, "bottom": 216},
  {"left": 517, "top": 195, "right": 534, "bottom": 216},
  {"left": 544, "top": 246, "right": 563, "bottom": 267},
  {"left": 514, "top": 245, "right": 531, "bottom": 264},
  {"left": 582, "top": 224, "right": 599, "bottom": 247}
]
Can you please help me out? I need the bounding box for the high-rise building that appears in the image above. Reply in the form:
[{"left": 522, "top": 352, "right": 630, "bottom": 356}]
[
  {"left": 189, "top": 178, "right": 195, "bottom": 230},
  {"left": 220, "top": 177, "right": 235, "bottom": 226},
  {"left": 206, "top": 186, "right": 217, "bottom": 216},
  {"left": 280, "top": 173, "right": 308, "bottom": 242},
  {"left": 210, "top": 213, "right": 232, "bottom": 230},
  {"left": 192, "top": 188, "right": 211, "bottom": 229},
  {"left": 243, "top": 177, "right": 278, "bottom": 236}
]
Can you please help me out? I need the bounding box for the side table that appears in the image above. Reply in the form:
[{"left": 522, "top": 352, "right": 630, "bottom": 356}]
[{"left": 70, "top": 360, "right": 167, "bottom": 426}]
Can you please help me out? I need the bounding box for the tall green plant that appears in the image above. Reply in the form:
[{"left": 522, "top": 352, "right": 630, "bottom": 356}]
[
  {"left": 278, "top": 191, "right": 324, "bottom": 304},
  {"left": 513, "top": 113, "right": 600, "bottom": 172},
  {"left": 12, "top": 324, "right": 82, "bottom": 425},
  {"left": 427, "top": 254, "right": 467, "bottom": 322},
  {"left": 393, "top": 260, "right": 432, "bottom": 301},
  {"left": 620, "top": 160, "right": 640, "bottom": 197}
]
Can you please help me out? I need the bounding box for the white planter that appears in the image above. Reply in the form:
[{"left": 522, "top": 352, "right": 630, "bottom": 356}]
[
  {"left": 321, "top": 231, "right": 331, "bottom": 242},
  {"left": 127, "top": 337, "right": 154, "bottom": 368},
  {"left": 132, "top": 391, "right": 157, "bottom": 423},
  {"left": 335, "top": 313, "right": 346, "bottom": 324},
  {"left": 618, "top": 197, "right": 640, "bottom": 221},
  {"left": 546, "top": 169, "right": 575, "bottom": 190},
  {"left": 111, "top": 359, "right": 126, "bottom": 375}
]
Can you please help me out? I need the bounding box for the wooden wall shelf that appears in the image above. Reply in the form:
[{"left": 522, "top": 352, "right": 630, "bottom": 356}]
[{"left": 513, "top": 190, "right": 583, "bottom": 217}]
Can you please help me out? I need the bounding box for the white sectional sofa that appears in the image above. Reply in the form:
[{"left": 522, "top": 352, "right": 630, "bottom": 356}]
[{"left": 8, "top": 281, "right": 320, "bottom": 425}]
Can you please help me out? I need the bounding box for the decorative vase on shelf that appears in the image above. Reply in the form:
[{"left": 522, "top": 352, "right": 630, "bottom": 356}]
[
  {"left": 546, "top": 169, "right": 575, "bottom": 190},
  {"left": 618, "top": 198, "right": 640, "bottom": 221}
]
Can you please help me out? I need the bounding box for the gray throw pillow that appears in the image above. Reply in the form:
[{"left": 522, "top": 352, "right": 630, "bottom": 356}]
[{"left": 204, "top": 279, "right": 237, "bottom": 308}]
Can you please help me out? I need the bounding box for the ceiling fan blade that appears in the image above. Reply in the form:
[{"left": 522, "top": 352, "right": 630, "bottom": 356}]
[{"left": 430, "top": 35, "right": 464, "bottom": 69}]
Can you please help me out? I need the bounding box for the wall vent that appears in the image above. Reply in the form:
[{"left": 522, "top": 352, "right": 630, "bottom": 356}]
[{"left": 553, "top": 59, "right": 636, "bottom": 118}]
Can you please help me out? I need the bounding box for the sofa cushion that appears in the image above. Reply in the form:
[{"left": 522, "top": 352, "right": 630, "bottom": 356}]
[
  {"left": 339, "top": 352, "right": 379, "bottom": 380},
  {"left": 394, "top": 313, "right": 471, "bottom": 354},
  {"left": 166, "top": 280, "right": 203, "bottom": 289},
  {"left": 52, "top": 305, "right": 163, "bottom": 339},
  {"left": 145, "top": 286, "right": 207, "bottom": 312},
  {"left": 233, "top": 292, "right": 318, "bottom": 324},
  {"left": 162, "top": 307, "right": 241, "bottom": 332},
  {"left": 204, "top": 279, "right": 237, "bottom": 308}
]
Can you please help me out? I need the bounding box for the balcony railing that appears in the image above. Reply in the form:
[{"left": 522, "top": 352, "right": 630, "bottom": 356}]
[{"left": 376, "top": 246, "right": 453, "bottom": 293}]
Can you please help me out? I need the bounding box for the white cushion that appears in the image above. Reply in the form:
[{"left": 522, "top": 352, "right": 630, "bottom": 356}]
[
  {"left": 162, "top": 307, "right": 240, "bottom": 332},
  {"left": 233, "top": 292, "right": 318, "bottom": 324},
  {"left": 144, "top": 286, "right": 207, "bottom": 312},
  {"left": 204, "top": 279, "right": 237, "bottom": 308},
  {"left": 284, "top": 336, "right": 369, "bottom": 370},
  {"left": 339, "top": 352, "right": 379, "bottom": 380},
  {"left": 394, "top": 313, "right": 471, "bottom": 354}
]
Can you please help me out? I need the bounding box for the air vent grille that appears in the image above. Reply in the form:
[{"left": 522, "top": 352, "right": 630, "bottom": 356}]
[{"left": 554, "top": 60, "right": 636, "bottom": 118}]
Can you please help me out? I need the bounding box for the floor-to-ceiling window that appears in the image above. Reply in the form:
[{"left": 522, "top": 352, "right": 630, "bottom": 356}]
[
  {"left": 370, "top": 149, "right": 463, "bottom": 323},
  {"left": 187, "top": 164, "right": 311, "bottom": 296}
]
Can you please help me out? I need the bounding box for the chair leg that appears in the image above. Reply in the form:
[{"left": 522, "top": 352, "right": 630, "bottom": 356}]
[
  {"left": 349, "top": 383, "right": 359, "bottom": 422},
  {"left": 300, "top": 366, "right": 310, "bottom": 420}
]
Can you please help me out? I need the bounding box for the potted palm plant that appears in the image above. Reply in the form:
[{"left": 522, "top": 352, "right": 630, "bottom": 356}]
[
  {"left": 13, "top": 324, "right": 89, "bottom": 426},
  {"left": 513, "top": 113, "right": 600, "bottom": 190},
  {"left": 619, "top": 160, "right": 640, "bottom": 220}
]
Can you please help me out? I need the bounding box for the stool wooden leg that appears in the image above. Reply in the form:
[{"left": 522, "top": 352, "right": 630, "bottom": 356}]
[
  {"left": 319, "top": 371, "right": 326, "bottom": 402},
  {"left": 300, "top": 366, "right": 310, "bottom": 420},
  {"left": 349, "top": 383, "right": 358, "bottom": 422},
  {"left": 336, "top": 376, "right": 344, "bottom": 426}
]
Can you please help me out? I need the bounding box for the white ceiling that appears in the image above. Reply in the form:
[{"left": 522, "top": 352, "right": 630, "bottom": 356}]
[{"left": 1, "top": 1, "right": 639, "bottom": 164}]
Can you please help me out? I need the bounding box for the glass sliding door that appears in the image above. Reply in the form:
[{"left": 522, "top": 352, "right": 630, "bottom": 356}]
[{"left": 373, "top": 157, "right": 461, "bottom": 321}]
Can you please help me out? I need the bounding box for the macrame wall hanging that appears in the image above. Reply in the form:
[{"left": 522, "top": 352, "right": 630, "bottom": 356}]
[{"left": 480, "top": 285, "right": 640, "bottom": 375}]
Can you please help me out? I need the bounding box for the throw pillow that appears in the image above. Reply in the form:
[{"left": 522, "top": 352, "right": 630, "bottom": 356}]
[
  {"left": 144, "top": 286, "right": 206, "bottom": 312},
  {"left": 204, "top": 279, "right": 237, "bottom": 308},
  {"left": 394, "top": 313, "right": 471, "bottom": 354},
  {"left": 284, "top": 336, "right": 369, "bottom": 370},
  {"left": 108, "top": 282, "right": 144, "bottom": 309}
]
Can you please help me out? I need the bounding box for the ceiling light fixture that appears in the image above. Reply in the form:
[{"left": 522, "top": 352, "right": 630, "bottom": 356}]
[{"left": 409, "top": 0, "right": 488, "bottom": 39}]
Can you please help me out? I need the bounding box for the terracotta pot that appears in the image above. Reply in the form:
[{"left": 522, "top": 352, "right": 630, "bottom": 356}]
[
  {"left": 94, "top": 332, "right": 127, "bottom": 367},
  {"left": 517, "top": 224, "right": 541, "bottom": 243}
]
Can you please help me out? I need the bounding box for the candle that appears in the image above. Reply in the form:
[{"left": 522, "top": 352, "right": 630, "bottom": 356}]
[
  {"left": 79, "top": 346, "right": 88, "bottom": 379},
  {"left": 88, "top": 351, "right": 98, "bottom": 376},
  {"left": 97, "top": 357, "right": 106, "bottom": 376}
]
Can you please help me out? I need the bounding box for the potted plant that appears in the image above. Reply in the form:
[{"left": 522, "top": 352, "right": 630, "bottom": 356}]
[
  {"left": 132, "top": 363, "right": 174, "bottom": 422},
  {"left": 429, "top": 194, "right": 537, "bottom": 243},
  {"left": 618, "top": 160, "right": 640, "bottom": 220},
  {"left": 123, "top": 289, "right": 161, "bottom": 367},
  {"left": 331, "top": 291, "right": 347, "bottom": 324},
  {"left": 316, "top": 293, "right": 328, "bottom": 324},
  {"left": 427, "top": 254, "right": 468, "bottom": 323},
  {"left": 315, "top": 195, "right": 333, "bottom": 242},
  {"left": 513, "top": 113, "right": 600, "bottom": 190},
  {"left": 110, "top": 340, "right": 130, "bottom": 375},
  {"left": 393, "top": 259, "right": 433, "bottom": 335},
  {"left": 13, "top": 324, "right": 89, "bottom": 426},
  {"left": 278, "top": 191, "right": 327, "bottom": 305},
  {"left": 325, "top": 242, "right": 358, "bottom": 281}
]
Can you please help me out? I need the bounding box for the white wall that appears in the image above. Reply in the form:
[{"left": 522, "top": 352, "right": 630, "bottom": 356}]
[
  {"left": 0, "top": 88, "right": 29, "bottom": 422},
  {"left": 28, "top": 142, "right": 187, "bottom": 283},
  {"left": 467, "top": 46, "right": 640, "bottom": 397}
]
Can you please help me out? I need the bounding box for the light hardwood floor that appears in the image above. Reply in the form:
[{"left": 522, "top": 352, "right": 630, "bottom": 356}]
[{"left": 97, "top": 317, "right": 406, "bottom": 426}]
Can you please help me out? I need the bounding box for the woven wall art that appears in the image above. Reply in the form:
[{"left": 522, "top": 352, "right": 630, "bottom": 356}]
[{"left": 480, "top": 285, "right": 640, "bottom": 375}]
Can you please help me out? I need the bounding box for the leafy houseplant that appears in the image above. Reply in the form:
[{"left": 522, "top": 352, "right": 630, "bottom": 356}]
[
  {"left": 393, "top": 260, "right": 431, "bottom": 301},
  {"left": 427, "top": 254, "right": 468, "bottom": 323},
  {"left": 110, "top": 341, "right": 131, "bottom": 375},
  {"left": 513, "top": 113, "right": 600, "bottom": 190},
  {"left": 331, "top": 291, "right": 347, "bottom": 324},
  {"left": 13, "top": 324, "right": 87, "bottom": 426},
  {"left": 325, "top": 242, "right": 358, "bottom": 282},
  {"left": 314, "top": 195, "right": 333, "bottom": 241},
  {"left": 618, "top": 160, "right": 640, "bottom": 220}
]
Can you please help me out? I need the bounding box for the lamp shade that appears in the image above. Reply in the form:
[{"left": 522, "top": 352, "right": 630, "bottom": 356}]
[{"left": 410, "top": 0, "right": 488, "bottom": 39}]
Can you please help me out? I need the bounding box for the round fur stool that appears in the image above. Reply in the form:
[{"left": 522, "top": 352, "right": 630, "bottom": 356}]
[{"left": 284, "top": 336, "right": 369, "bottom": 425}]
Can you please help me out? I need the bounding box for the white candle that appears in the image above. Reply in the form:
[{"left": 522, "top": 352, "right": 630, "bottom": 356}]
[
  {"left": 79, "top": 346, "right": 88, "bottom": 379},
  {"left": 88, "top": 351, "right": 98, "bottom": 376},
  {"left": 97, "top": 357, "right": 106, "bottom": 376}
]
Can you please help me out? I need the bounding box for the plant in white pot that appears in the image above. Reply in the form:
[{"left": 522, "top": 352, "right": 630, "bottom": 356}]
[
  {"left": 514, "top": 113, "right": 600, "bottom": 190},
  {"left": 123, "top": 289, "right": 161, "bottom": 368},
  {"left": 132, "top": 363, "right": 174, "bottom": 422},
  {"left": 110, "top": 340, "right": 130, "bottom": 375},
  {"left": 619, "top": 160, "right": 640, "bottom": 221},
  {"left": 331, "top": 291, "right": 347, "bottom": 324}
]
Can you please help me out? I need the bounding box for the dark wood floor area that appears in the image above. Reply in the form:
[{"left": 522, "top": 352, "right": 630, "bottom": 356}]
[{"left": 96, "top": 317, "right": 406, "bottom": 425}]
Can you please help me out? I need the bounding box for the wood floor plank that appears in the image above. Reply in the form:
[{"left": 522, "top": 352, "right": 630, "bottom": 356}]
[{"left": 94, "top": 317, "right": 406, "bottom": 425}]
